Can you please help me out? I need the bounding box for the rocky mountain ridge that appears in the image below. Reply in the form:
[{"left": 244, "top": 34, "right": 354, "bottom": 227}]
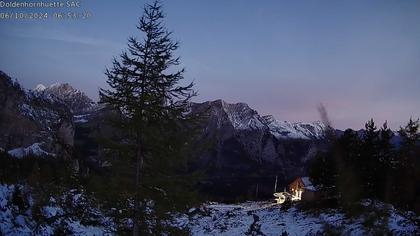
[
  {"left": 33, "top": 82, "right": 94, "bottom": 114},
  {"left": 189, "top": 100, "right": 326, "bottom": 185},
  {"left": 194, "top": 99, "right": 326, "bottom": 138},
  {"left": 0, "top": 70, "right": 329, "bottom": 190},
  {"left": 0, "top": 71, "right": 74, "bottom": 159}
]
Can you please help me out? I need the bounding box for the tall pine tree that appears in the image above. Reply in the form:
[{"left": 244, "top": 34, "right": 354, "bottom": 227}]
[
  {"left": 394, "top": 118, "right": 420, "bottom": 209},
  {"left": 377, "top": 121, "right": 394, "bottom": 199},
  {"left": 361, "top": 119, "right": 380, "bottom": 196},
  {"left": 398, "top": 118, "right": 420, "bottom": 152},
  {"left": 100, "top": 2, "right": 195, "bottom": 235}
]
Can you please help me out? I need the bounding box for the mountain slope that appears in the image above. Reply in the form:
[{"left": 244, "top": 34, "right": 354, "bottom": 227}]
[
  {"left": 171, "top": 201, "right": 418, "bottom": 235},
  {"left": 263, "top": 115, "right": 325, "bottom": 140},
  {"left": 189, "top": 100, "right": 327, "bottom": 198},
  {"left": 0, "top": 71, "right": 74, "bottom": 158},
  {"left": 34, "top": 83, "right": 94, "bottom": 114}
]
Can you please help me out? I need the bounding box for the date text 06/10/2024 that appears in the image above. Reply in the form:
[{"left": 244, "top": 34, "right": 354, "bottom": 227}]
[{"left": 0, "top": 11, "right": 92, "bottom": 20}]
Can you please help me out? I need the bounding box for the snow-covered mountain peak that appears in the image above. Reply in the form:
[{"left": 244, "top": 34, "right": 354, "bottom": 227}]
[
  {"left": 201, "top": 100, "right": 326, "bottom": 139},
  {"left": 34, "top": 84, "right": 46, "bottom": 92},
  {"left": 262, "top": 115, "right": 276, "bottom": 124},
  {"left": 32, "top": 83, "right": 94, "bottom": 114},
  {"left": 208, "top": 99, "right": 266, "bottom": 130},
  {"left": 262, "top": 116, "right": 326, "bottom": 140},
  {"left": 45, "top": 83, "right": 83, "bottom": 97}
]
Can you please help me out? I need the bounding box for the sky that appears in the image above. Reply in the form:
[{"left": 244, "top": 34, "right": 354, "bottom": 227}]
[{"left": 0, "top": 0, "right": 419, "bottom": 130}]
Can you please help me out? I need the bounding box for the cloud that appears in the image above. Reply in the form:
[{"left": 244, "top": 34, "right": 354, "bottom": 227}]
[{"left": 3, "top": 26, "right": 125, "bottom": 50}]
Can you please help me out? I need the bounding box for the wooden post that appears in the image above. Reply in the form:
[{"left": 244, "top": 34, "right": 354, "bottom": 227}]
[{"left": 274, "top": 175, "right": 278, "bottom": 193}]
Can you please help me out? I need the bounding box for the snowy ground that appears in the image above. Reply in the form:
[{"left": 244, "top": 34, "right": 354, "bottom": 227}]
[
  {"left": 73, "top": 114, "right": 89, "bottom": 123},
  {"left": 7, "top": 143, "right": 55, "bottom": 159},
  {"left": 1, "top": 183, "right": 418, "bottom": 235},
  {"left": 0, "top": 184, "right": 115, "bottom": 236},
  {"left": 171, "top": 201, "right": 419, "bottom": 236}
]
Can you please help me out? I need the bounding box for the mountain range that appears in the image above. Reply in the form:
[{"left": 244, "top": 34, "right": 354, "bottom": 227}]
[
  {"left": 34, "top": 82, "right": 94, "bottom": 114},
  {"left": 3, "top": 70, "right": 399, "bottom": 199}
]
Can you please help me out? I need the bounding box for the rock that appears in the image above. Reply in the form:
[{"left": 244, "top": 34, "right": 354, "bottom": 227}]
[
  {"left": 58, "top": 121, "right": 75, "bottom": 147},
  {"left": 189, "top": 100, "right": 326, "bottom": 182},
  {"left": 34, "top": 83, "right": 94, "bottom": 114},
  {"left": 0, "top": 71, "right": 75, "bottom": 159}
]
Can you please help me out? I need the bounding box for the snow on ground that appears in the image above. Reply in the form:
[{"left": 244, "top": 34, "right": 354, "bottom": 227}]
[
  {"left": 263, "top": 115, "right": 325, "bottom": 140},
  {"left": 63, "top": 219, "right": 110, "bottom": 236},
  {"left": 0, "top": 184, "right": 35, "bottom": 235},
  {"left": 172, "top": 201, "right": 419, "bottom": 236},
  {"left": 1, "top": 182, "right": 418, "bottom": 235},
  {"left": 73, "top": 114, "right": 89, "bottom": 123},
  {"left": 7, "top": 143, "right": 55, "bottom": 158},
  {"left": 0, "top": 184, "right": 115, "bottom": 236}
]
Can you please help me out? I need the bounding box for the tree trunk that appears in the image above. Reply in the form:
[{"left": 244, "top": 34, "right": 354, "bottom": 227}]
[{"left": 133, "top": 143, "right": 144, "bottom": 236}]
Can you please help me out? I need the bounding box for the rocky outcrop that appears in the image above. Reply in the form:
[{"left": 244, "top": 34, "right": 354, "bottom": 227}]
[
  {"left": 72, "top": 99, "right": 326, "bottom": 180},
  {"left": 72, "top": 104, "right": 120, "bottom": 176},
  {"left": 0, "top": 69, "right": 334, "bottom": 202},
  {"left": 190, "top": 100, "right": 326, "bottom": 183},
  {"left": 0, "top": 69, "right": 327, "bottom": 193},
  {"left": 68, "top": 99, "right": 327, "bottom": 186},
  {"left": 34, "top": 83, "right": 94, "bottom": 114},
  {"left": 0, "top": 71, "right": 75, "bottom": 159}
]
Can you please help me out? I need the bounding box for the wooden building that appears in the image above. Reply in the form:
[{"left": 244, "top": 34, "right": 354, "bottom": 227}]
[{"left": 288, "top": 176, "right": 317, "bottom": 201}]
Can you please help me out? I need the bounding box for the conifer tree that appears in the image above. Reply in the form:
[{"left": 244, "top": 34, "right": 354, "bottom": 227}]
[
  {"left": 379, "top": 121, "right": 394, "bottom": 163},
  {"left": 393, "top": 118, "right": 420, "bottom": 208},
  {"left": 309, "top": 151, "right": 336, "bottom": 189},
  {"left": 363, "top": 119, "right": 379, "bottom": 147},
  {"left": 336, "top": 129, "right": 363, "bottom": 202},
  {"left": 396, "top": 118, "right": 420, "bottom": 178},
  {"left": 99, "top": 1, "right": 195, "bottom": 235},
  {"left": 376, "top": 121, "right": 394, "bottom": 199},
  {"left": 361, "top": 119, "right": 380, "bottom": 196},
  {"left": 398, "top": 118, "right": 420, "bottom": 151}
]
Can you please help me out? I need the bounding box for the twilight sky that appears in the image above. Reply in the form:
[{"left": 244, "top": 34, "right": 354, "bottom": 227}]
[{"left": 0, "top": 0, "right": 419, "bottom": 129}]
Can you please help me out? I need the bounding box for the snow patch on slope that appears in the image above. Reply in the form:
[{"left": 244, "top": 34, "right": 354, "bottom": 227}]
[
  {"left": 219, "top": 100, "right": 267, "bottom": 130},
  {"left": 8, "top": 143, "right": 55, "bottom": 158},
  {"left": 34, "top": 84, "right": 46, "bottom": 92},
  {"left": 263, "top": 115, "right": 325, "bottom": 140},
  {"left": 32, "top": 83, "right": 94, "bottom": 113},
  {"left": 193, "top": 100, "right": 327, "bottom": 140},
  {"left": 172, "top": 201, "right": 418, "bottom": 236},
  {"left": 0, "top": 184, "right": 115, "bottom": 235},
  {"left": 74, "top": 114, "right": 89, "bottom": 123}
]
